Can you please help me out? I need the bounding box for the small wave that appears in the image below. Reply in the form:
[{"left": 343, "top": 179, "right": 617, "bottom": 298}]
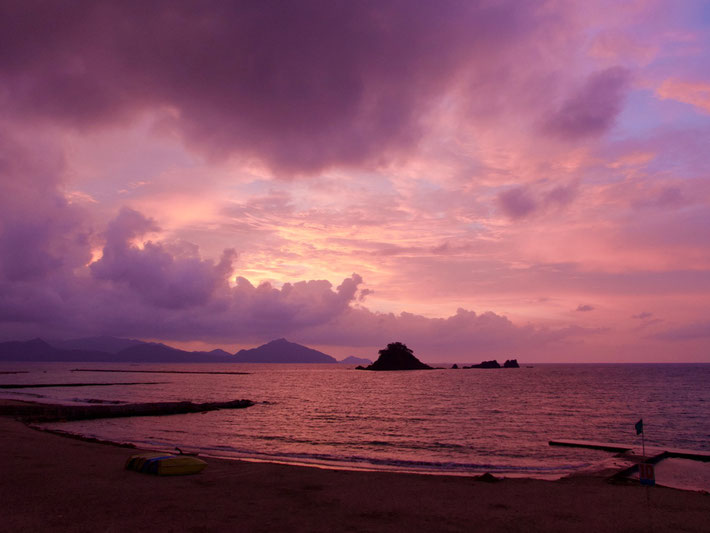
[
  {"left": 70, "top": 398, "right": 126, "bottom": 405},
  {"left": 0, "top": 390, "right": 45, "bottom": 399},
  {"left": 252, "top": 435, "right": 470, "bottom": 454},
  {"left": 190, "top": 442, "right": 591, "bottom": 476}
]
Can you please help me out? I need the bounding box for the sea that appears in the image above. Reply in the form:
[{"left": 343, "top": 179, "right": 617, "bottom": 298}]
[{"left": 1, "top": 363, "right": 709, "bottom": 479}]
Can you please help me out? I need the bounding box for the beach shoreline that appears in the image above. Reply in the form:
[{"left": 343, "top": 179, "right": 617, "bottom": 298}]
[{"left": 2, "top": 401, "right": 709, "bottom": 532}]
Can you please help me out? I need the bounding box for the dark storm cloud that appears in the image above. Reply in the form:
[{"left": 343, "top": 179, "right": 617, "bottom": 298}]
[
  {"left": 0, "top": 0, "right": 542, "bottom": 174},
  {"left": 0, "top": 131, "right": 91, "bottom": 282}
]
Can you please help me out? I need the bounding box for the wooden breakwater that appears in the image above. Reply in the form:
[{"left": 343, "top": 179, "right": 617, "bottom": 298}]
[
  {"left": 548, "top": 439, "right": 633, "bottom": 453},
  {"left": 0, "top": 399, "right": 254, "bottom": 423},
  {"left": 72, "top": 369, "right": 250, "bottom": 375},
  {"left": 0, "top": 382, "right": 162, "bottom": 389},
  {"left": 549, "top": 439, "right": 710, "bottom": 461},
  {"left": 549, "top": 439, "right": 710, "bottom": 485}
]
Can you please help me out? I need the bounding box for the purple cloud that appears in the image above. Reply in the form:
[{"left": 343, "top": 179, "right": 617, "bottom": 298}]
[
  {"left": 91, "top": 208, "right": 236, "bottom": 309},
  {"left": 543, "top": 67, "right": 630, "bottom": 139},
  {"left": 298, "top": 307, "right": 602, "bottom": 361},
  {"left": 0, "top": 1, "right": 548, "bottom": 174},
  {"left": 544, "top": 183, "right": 578, "bottom": 206},
  {"left": 653, "top": 322, "right": 710, "bottom": 341},
  {"left": 633, "top": 186, "right": 686, "bottom": 209},
  {"left": 0, "top": 132, "right": 91, "bottom": 282},
  {"left": 576, "top": 304, "right": 594, "bottom": 312},
  {"left": 498, "top": 187, "right": 537, "bottom": 219},
  {"left": 0, "top": 195, "right": 589, "bottom": 359},
  {"left": 497, "top": 182, "right": 578, "bottom": 220}
]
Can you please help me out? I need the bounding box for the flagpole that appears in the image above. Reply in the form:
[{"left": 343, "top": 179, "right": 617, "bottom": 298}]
[{"left": 635, "top": 418, "right": 645, "bottom": 457}]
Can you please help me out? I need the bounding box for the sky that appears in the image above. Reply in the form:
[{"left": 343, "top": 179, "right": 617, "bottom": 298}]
[{"left": 1, "top": 1, "right": 709, "bottom": 362}]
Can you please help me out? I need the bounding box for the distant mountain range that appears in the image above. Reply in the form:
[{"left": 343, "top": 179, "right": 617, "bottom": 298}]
[
  {"left": 0, "top": 336, "right": 363, "bottom": 364},
  {"left": 49, "top": 336, "right": 146, "bottom": 354},
  {"left": 339, "top": 355, "right": 372, "bottom": 365}
]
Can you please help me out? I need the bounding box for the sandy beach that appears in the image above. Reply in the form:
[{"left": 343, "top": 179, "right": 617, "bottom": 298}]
[{"left": 1, "top": 403, "right": 708, "bottom": 532}]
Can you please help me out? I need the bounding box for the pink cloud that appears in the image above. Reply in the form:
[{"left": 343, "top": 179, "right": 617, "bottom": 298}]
[{"left": 657, "top": 79, "right": 710, "bottom": 114}]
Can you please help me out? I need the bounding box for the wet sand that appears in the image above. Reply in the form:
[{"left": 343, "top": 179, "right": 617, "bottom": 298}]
[{"left": 1, "top": 404, "right": 708, "bottom": 532}]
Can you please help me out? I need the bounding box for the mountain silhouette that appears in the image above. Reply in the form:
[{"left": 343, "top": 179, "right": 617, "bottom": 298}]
[
  {"left": 233, "top": 338, "right": 337, "bottom": 363},
  {"left": 0, "top": 337, "right": 339, "bottom": 364},
  {"left": 0, "top": 339, "right": 114, "bottom": 362},
  {"left": 115, "top": 343, "right": 236, "bottom": 363},
  {"left": 0, "top": 338, "right": 234, "bottom": 363},
  {"left": 48, "top": 336, "right": 145, "bottom": 354}
]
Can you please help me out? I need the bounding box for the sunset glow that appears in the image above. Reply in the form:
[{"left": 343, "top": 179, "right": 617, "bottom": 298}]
[{"left": 1, "top": 1, "right": 709, "bottom": 362}]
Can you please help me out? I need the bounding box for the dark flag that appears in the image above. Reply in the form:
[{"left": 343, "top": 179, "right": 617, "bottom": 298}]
[{"left": 635, "top": 419, "right": 644, "bottom": 435}]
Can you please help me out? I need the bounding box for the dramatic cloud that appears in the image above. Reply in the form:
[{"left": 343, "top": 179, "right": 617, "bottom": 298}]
[
  {"left": 1, "top": 2, "right": 709, "bottom": 362},
  {"left": 0, "top": 131, "right": 91, "bottom": 282},
  {"left": 0, "top": 0, "right": 549, "bottom": 175},
  {"left": 0, "top": 197, "right": 590, "bottom": 360},
  {"left": 91, "top": 208, "right": 236, "bottom": 309}
]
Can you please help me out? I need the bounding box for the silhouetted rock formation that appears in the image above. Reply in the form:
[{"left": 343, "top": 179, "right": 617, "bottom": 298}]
[
  {"left": 360, "top": 342, "right": 432, "bottom": 371},
  {"left": 233, "top": 338, "right": 337, "bottom": 363},
  {"left": 465, "top": 360, "right": 501, "bottom": 369},
  {"left": 451, "top": 364, "right": 459, "bottom": 369},
  {"left": 463, "top": 359, "right": 522, "bottom": 369}
]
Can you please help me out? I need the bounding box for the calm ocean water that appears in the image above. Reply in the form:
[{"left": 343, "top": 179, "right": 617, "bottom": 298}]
[{"left": 2, "top": 363, "right": 709, "bottom": 477}]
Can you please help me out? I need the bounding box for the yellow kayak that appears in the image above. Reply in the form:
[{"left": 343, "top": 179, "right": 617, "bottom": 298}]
[{"left": 125, "top": 452, "right": 207, "bottom": 475}]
